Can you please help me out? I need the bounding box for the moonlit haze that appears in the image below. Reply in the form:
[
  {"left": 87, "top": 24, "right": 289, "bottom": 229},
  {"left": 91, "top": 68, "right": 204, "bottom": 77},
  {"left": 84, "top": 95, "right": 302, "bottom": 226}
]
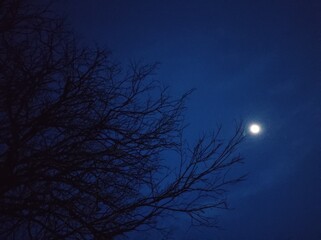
[{"left": 56, "top": 1, "right": 321, "bottom": 239}]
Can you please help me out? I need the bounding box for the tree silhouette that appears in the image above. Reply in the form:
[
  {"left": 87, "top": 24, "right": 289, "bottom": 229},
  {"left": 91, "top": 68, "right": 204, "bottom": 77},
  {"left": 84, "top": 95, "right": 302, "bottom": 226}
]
[{"left": 0, "top": 1, "right": 245, "bottom": 239}]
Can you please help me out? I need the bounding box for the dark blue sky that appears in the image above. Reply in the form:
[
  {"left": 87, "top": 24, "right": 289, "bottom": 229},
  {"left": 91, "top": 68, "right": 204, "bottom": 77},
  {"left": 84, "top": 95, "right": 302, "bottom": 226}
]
[{"left": 57, "top": 0, "right": 321, "bottom": 239}]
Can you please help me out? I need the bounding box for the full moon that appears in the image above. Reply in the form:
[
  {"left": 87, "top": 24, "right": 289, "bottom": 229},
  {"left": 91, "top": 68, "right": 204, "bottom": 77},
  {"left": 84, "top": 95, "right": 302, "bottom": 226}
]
[{"left": 249, "top": 124, "right": 261, "bottom": 135}]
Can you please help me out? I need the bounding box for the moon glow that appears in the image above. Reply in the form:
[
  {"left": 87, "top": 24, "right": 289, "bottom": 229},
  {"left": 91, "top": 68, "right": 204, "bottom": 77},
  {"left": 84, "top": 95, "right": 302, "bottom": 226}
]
[{"left": 249, "top": 124, "right": 261, "bottom": 135}]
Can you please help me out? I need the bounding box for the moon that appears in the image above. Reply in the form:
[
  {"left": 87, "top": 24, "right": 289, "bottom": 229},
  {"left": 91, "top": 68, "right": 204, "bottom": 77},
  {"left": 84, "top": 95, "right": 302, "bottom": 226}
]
[{"left": 249, "top": 123, "right": 261, "bottom": 135}]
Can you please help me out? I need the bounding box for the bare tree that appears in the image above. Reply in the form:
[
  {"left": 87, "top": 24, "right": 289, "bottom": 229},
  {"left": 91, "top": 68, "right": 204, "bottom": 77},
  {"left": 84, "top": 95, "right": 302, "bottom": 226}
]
[{"left": 0, "top": 1, "right": 245, "bottom": 239}]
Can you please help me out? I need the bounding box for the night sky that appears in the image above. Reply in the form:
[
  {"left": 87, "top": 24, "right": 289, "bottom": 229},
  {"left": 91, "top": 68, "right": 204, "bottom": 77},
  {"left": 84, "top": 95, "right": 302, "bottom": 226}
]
[{"left": 56, "top": 0, "right": 321, "bottom": 239}]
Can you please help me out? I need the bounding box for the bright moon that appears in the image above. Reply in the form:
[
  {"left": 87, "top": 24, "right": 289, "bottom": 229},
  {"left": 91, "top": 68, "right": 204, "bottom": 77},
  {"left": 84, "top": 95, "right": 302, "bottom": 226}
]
[{"left": 249, "top": 124, "right": 261, "bottom": 134}]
